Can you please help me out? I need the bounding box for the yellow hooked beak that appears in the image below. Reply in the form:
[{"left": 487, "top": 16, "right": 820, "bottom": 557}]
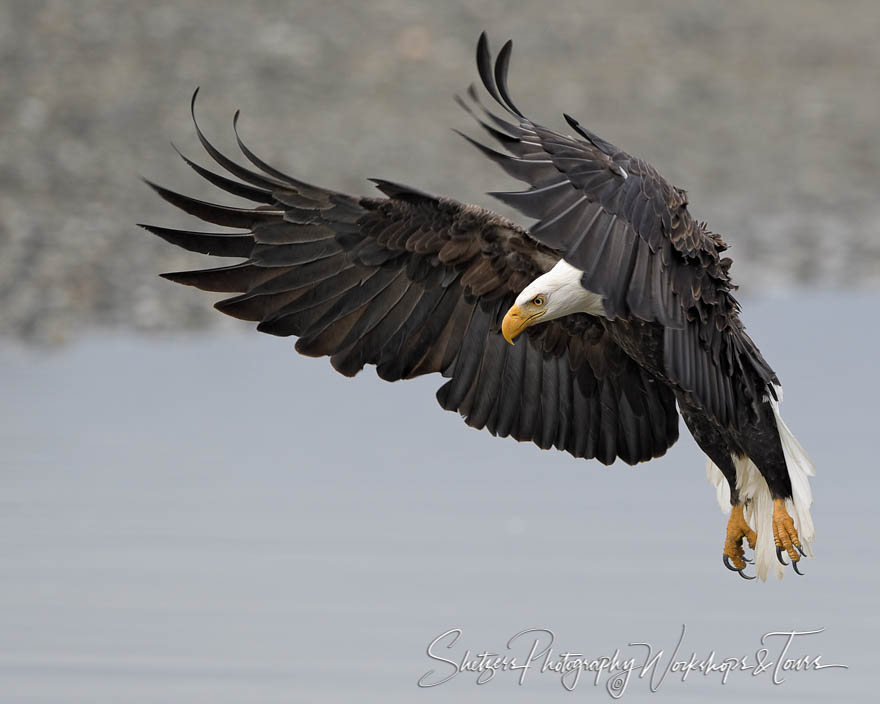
[{"left": 501, "top": 304, "right": 545, "bottom": 345}]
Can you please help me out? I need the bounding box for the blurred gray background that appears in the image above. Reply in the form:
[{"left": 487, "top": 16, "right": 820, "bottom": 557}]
[
  {"left": 1, "top": 1, "right": 878, "bottom": 702},
  {"left": 1, "top": 0, "right": 879, "bottom": 342}
]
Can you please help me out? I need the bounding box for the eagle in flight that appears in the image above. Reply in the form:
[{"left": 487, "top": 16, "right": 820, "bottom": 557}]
[{"left": 143, "top": 33, "right": 814, "bottom": 581}]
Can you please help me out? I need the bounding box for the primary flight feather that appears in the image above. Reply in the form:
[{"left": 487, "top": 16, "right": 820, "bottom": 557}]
[{"left": 142, "top": 33, "right": 814, "bottom": 581}]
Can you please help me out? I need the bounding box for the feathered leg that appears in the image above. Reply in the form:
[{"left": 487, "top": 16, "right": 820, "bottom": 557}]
[
  {"left": 731, "top": 390, "right": 814, "bottom": 578},
  {"left": 679, "top": 397, "right": 757, "bottom": 579}
]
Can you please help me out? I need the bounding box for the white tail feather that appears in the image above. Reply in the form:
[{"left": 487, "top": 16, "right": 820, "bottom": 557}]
[
  {"left": 705, "top": 385, "right": 815, "bottom": 581},
  {"left": 705, "top": 458, "right": 731, "bottom": 510},
  {"left": 769, "top": 390, "right": 816, "bottom": 550}
]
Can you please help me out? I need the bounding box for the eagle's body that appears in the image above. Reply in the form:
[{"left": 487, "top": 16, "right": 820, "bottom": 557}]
[{"left": 143, "top": 34, "right": 814, "bottom": 580}]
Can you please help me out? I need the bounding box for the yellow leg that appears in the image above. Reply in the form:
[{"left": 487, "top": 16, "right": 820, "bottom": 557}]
[
  {"left": 773, "top": 498, "right": 804, "bottom": 564},
  {"left": 723, "top": 504, "right": 758, "bottom": 570}
]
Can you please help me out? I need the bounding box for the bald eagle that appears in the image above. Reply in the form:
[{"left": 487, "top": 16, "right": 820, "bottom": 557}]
[{"left": 142, "top": 33, "right": 814, "bottom": 581}]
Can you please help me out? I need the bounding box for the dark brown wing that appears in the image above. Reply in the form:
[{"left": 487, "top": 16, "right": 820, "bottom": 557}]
[
  {"left": 140, "top": 91, "right": 679, "bottom": 464},
  {"left": 462, "top": 34, "right": 778, "bottom": 428}
]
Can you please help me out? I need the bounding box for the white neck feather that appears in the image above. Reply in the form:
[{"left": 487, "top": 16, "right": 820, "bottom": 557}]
[{"left": 516, "top": 259, "right": 606, "bottom": 321}]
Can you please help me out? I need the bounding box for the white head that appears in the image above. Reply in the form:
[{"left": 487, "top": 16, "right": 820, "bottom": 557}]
[{"left": 501, "top": 259, "right": 605, "bottom": 344}]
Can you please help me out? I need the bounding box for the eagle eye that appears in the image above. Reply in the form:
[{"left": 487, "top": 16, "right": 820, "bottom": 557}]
[{"left": 532, "top": 295, "right": 545, "bottom": 306}]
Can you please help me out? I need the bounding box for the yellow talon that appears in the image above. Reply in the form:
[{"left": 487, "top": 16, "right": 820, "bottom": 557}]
[
  {"left": 723, "top": 504, "right": 757, "bottom": 570},
  {"left": 773, "top": 498, "right": 802, "bottom": 563}
]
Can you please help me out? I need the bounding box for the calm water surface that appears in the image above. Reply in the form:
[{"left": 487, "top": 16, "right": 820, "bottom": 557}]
[{"left": 0, "top": 292, "right": 875, "bottom": 702}]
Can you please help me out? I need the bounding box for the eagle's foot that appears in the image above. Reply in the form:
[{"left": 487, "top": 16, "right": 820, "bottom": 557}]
[
  {"left": 722, "top": 504, "right": 757, "bottom": 579},
  {"left": 773, "top": 498, "right": 805, "bottom": 575}
]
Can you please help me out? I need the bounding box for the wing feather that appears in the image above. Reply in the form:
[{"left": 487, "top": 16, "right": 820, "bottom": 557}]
[
  {"left": 143, "top": 90, "right": 681, "bottom": 464},
  {"left": 460, "top": 34, "right": 778, "bottom": 426}
]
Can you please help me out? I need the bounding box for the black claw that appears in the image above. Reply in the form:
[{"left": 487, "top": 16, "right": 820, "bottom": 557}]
[
  {"left": 743, "top": 556, "right": 753, "bottom": 564},
  {"left": 796, "top": 544, "right": 806, "bottom": 557},
  {"left": 775, "top": 546, "right": 789, "bottom": 566},
  {"left": 793, "top": 561, "right": 805, "bottom": 576},
  {"left": 723, "top": 554, "right": 754, "bottom": 578}
]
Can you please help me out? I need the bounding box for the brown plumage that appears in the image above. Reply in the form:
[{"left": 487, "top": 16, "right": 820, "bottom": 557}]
[
  {"left": 142, "top": 87, "right": 679, "bottom": 466},
  {"left": 143, "top": 33, "right": 815, "bottom": 579},
  {"left": 461, "top": 35, "right": 778, "bottom": 431}
]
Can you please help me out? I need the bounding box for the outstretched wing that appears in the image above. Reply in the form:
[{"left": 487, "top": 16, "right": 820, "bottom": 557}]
[
  {"left": 141, "top": 91, "right": 679, "bottom": 465},
  {"left": 461, "top": 33, "right": 777, "bottom": 428}
]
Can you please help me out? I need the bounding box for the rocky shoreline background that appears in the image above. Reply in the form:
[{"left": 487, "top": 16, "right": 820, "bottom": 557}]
[{"left": 2, "top": 0, "right": 878, "bottom": 344}]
